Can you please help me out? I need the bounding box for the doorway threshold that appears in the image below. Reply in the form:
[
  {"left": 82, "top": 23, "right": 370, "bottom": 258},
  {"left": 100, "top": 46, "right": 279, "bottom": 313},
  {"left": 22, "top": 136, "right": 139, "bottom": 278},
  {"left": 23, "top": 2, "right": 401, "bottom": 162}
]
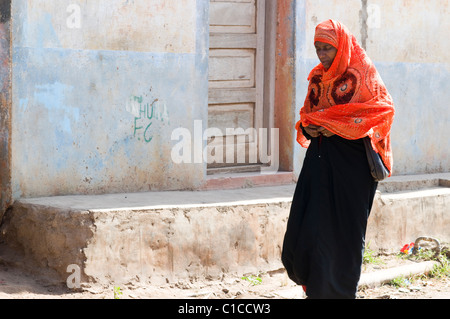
[{"left": 201, "top": 170, "right": 295, "bottom": 191}]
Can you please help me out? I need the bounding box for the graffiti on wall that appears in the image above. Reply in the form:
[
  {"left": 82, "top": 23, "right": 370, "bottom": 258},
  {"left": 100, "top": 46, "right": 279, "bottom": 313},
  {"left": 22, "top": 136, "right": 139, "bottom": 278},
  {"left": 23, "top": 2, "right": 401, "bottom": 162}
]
[{"left": 126, "top": 95, "right": 169, "bottom": 143}]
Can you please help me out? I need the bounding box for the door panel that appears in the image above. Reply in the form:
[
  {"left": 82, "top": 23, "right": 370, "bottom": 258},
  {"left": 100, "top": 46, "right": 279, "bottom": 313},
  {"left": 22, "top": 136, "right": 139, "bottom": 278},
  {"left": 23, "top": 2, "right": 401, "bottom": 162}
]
[
  {"left": 208, "top": 0, "right": 265, "bottom": 171},
  {"left": 208, "top": 49, "right": 255, "bottom": 89},
  {"left": 210, "top": 0, "right": 256, "bottom": 34}
]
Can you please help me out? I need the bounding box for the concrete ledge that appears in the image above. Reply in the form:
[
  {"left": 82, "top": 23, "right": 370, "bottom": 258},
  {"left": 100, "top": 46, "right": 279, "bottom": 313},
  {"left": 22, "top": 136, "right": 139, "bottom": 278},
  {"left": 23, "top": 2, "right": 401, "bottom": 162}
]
[
  {"left": 202, "top": 171, "right": 295, "bottom": 191},
  {"left": 366, "top": 187, "right": 450, "bottom": 253},
  {"left": 1, "top": 185, "right": 295, "bottom": 286},
  {"left": 1, "top": 174, "right": 448, "bottom": 286},
  {"left": 378, "top": 172, "right": 450, "bottom": 193}
]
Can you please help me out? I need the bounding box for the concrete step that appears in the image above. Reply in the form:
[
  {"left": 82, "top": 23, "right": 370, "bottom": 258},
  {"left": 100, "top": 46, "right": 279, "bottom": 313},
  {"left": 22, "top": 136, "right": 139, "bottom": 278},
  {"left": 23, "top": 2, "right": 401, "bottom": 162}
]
[
  {"left": 0, "top": 174, "right": 448, "bottom": 287},
  {"left": 0, "top": 184, "right": 295, "bottom": 287},
  {"left": 367, "top": 185, "right": 450, "bottom": 254},
  {"left": 378, "top": 172, "right": 450, "bottom": 193}
]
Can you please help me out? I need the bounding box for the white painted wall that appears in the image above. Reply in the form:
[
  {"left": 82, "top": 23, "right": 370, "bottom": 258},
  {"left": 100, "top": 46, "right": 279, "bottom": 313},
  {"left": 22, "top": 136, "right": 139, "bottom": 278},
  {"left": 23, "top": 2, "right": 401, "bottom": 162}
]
[{"left": 294, "top": 0, "right": 450, "bottom": 176}]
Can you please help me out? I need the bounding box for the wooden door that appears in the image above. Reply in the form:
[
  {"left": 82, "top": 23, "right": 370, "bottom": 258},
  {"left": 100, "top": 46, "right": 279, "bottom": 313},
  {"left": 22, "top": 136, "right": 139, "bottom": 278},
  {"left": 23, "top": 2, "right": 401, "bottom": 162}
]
[{"left": 207, "top": 0, "right": 265, "bottom": 173}]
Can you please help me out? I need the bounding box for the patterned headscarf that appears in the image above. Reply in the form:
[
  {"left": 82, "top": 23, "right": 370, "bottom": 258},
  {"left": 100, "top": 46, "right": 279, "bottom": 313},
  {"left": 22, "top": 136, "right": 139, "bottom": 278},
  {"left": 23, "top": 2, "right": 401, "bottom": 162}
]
[{"left": 297, "top": 19, "right": 395, "bottom": 174}]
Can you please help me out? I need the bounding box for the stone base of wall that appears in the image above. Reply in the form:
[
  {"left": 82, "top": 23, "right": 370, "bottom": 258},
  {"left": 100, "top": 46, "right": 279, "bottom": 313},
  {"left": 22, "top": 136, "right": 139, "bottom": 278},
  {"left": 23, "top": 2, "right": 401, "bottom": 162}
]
[{"left": 1, "top": 174, "right": 449, "bottom": 286}]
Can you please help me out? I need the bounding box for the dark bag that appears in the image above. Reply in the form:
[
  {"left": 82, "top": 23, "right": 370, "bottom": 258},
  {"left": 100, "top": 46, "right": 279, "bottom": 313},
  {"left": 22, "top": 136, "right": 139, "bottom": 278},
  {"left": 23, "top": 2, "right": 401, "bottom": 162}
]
[{"left": 363, "top": 137, "right": 390, "bottom": 182}]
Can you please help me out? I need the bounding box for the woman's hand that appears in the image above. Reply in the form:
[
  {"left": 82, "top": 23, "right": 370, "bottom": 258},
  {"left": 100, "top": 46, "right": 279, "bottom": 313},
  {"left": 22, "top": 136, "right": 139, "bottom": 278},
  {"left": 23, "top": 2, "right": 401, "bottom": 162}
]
[
  {"left": 304, "top": 124, "right": 322, "bottom": 138},
  {"left": 317, "top": 127, "right": 335, "bottom": 138},
  {"left": 304, "top": 125, "right": 335, "bottom": 138}
]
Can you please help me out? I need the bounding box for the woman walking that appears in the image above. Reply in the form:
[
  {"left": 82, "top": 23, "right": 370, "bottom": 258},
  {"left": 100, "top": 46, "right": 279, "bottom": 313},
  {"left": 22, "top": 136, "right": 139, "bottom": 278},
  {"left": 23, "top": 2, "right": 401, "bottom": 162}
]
[{"left": 281, "top": 19, "right": 395, "bottom": 299}]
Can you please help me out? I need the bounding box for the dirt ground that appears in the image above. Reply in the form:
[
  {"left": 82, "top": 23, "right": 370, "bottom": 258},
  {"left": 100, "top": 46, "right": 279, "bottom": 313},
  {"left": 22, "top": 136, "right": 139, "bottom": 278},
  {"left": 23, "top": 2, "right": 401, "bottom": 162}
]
[{"left": 0, "top": 253, "right": 449, "bottom": 300}]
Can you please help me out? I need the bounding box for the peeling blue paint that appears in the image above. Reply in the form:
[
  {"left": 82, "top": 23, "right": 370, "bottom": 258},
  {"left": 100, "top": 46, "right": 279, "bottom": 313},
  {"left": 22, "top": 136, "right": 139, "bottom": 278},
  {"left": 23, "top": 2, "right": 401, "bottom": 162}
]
[
  {"left": 33, "top": 82, "right": 79, "bottom": 134},
  {"left": 12, "top": 34, "right": 209, "bottom": 197}
]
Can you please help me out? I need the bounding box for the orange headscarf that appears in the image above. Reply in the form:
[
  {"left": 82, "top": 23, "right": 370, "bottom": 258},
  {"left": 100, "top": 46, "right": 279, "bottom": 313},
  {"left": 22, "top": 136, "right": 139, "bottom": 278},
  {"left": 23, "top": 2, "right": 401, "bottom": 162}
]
[{"left": 297, "top": 19, "right": 395, "bottom": 174}]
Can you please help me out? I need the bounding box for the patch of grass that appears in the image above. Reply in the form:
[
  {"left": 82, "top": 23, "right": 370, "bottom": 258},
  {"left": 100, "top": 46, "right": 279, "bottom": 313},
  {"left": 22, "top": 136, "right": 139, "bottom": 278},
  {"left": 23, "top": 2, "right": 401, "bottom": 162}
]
[
  {"left": 429, "top": 252, "right": 450, "bottom": 279},
  {"left": 412, "top": 248, "right": 436, "bottom": 261},
  {"left": 390, "top": 245, "right": 450, "bottom": 286},
  {"left": 241, "top": 275, "right": 262, "bottom": 286},
  {"left": 363, "top": 243, "right": 383, "bottom": 265},
  {"left": 390, "top": 276, "right": 410, "bottom": 288},
  {"left": 114, "top": 286, "right": 123, "bottom": 299}
]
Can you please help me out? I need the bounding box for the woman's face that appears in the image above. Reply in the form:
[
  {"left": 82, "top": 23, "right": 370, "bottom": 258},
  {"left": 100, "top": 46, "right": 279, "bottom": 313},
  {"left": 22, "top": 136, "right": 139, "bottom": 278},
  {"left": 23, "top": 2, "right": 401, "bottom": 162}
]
[{"left": 314, "top": 41, "right": 337, "bottom": 70}]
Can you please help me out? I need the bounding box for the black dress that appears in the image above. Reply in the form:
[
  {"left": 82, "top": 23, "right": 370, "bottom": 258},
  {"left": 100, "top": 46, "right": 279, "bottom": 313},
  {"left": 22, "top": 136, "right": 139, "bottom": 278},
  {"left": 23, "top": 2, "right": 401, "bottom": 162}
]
[{"left": 281, "top": 129, "right": 378, "bottom": 299}]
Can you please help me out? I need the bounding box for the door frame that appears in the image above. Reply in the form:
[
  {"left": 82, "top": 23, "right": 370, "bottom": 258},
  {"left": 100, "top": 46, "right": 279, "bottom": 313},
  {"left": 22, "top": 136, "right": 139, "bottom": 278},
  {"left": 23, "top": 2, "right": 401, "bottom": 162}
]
[
  {"left": 272, "top": 0, "right": 296, "bottom": 172},
  {"left": 206, "top": 0, "right": 295, "bottom": 174},
  {"left": 258, "top": 0, "right": 296, "bottom": 173},
  {"left": 207, "top": 0, "right": 266, "bottom": 172}
]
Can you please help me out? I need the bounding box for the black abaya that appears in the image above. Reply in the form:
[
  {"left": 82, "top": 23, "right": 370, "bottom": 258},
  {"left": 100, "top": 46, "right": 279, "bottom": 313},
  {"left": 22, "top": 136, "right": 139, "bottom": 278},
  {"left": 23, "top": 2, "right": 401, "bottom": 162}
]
[{"left": 281, "top": 133, "right": 378, "bottom": 299}]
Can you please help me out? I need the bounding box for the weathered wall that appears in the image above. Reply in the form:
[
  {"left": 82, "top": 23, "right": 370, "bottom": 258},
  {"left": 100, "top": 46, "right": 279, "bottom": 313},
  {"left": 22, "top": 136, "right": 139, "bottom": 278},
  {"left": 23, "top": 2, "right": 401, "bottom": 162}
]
[
  {"left": 294, "top": 0, "right": 450, "bottom": 176},
  {"left": 367, "top": 188, "right": 450, "bottom": 253},
  {"left": 7, "top": 0, "right": 449, "bottom": 201},
  {"left": 2, "top": 200, "right": 291, "bottom": 285},
  {"left": 0, "top": 0, "right": 11, "bottom": 219},
  {"left": 2, "top": 183, "right": 448, "bottom": 285},
  {"left": 11, "top": 0, "right": 209, "bottom": 198}
]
